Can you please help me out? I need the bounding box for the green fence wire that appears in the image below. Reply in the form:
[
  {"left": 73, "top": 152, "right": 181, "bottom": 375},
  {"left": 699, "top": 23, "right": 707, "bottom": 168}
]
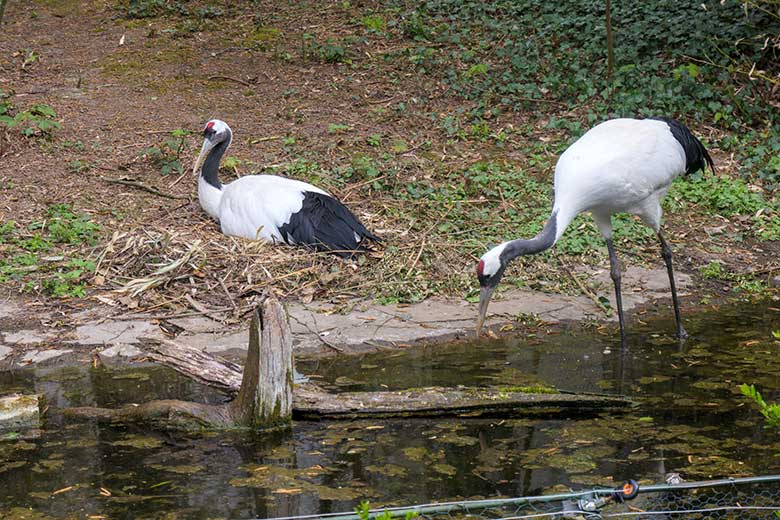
[{"left": 263, "top": 474, "right": 780, "bottom": 520}]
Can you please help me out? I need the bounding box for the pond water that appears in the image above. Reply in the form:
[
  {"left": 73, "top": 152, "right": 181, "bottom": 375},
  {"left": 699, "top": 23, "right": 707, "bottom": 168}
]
[{"left": 1, "top": 301, "right": 779, "bottom": 519}]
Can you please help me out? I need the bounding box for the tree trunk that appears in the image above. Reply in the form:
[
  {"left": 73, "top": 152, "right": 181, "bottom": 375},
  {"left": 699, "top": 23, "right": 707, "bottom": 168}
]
[
  {"left": 229, "top": 298, "right": 293, "bottom": 428},
  {"left": 0, "top": 0, "right": 8, "bottom": 27},
  {"left": 605, "top": 0, "right": 615, "bottom": 78},
  {"left": 66, "top": 297, "right": 293, "bottom": 431}
]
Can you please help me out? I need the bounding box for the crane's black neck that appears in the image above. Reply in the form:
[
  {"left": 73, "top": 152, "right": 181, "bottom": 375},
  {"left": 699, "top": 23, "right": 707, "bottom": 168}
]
[
  {"left": 201, "top": 134, "right": 231, "bottom": 190},
  {"left": 500, "top": 210, "right": 558, "bottom": 264}
]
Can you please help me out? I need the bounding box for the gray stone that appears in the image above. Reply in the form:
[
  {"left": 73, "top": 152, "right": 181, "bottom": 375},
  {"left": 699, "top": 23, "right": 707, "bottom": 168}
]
[
  {"left": 20, "top": 349, "right": 73, "bottom": 364},
  {"left": 98, "top": 344, "right": 143, "bottom": 363},
  {"left": 0, "top": 301, "right": 17, "bottom": 319},
  {"left": 4, "top": 330, "right": 53, "bottom": 345},
  {"left": 0, "top": 394, "right": 40, "bottom": 430},
  {"left": 0, "top": 345, "right": 12, "bottom": 361},
  {"left": 0, "top": 265, "right": 701, "bottom": 360},
  {"left": 70, "top": 320, "right": 162, "bottom": 345}
]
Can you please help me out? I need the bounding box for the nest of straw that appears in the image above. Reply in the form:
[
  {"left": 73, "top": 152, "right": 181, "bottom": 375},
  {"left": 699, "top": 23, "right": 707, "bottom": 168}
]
[{"left": 93, "top": 220, "right": 400, "bottom": 321}]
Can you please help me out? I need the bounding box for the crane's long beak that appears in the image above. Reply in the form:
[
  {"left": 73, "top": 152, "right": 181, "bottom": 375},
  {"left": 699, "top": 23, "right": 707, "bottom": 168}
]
[
  {"left": 192, "top": 139, "right": 214, "bottom": 176},
  {"left": 475, "top": 285, "right": 496, "bottom": 337}
]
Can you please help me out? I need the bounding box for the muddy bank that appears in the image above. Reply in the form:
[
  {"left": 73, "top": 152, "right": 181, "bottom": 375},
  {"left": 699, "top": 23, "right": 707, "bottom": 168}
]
[{"left": 0, "top": 265, "right": 698, "bottom": 369}]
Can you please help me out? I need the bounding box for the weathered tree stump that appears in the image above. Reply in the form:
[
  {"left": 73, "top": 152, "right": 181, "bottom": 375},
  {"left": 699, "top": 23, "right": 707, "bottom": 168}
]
[
  {"left": 65, "top": 296, "right": 293, "bottom": 430},
  {"left": 229, "top": 300, "right": 292, "bottom": 427}
]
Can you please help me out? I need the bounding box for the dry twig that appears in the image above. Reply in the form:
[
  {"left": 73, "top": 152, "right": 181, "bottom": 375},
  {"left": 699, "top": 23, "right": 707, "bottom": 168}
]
[{"left": 103, "top": 177, "right": 187, "bottom": 200}]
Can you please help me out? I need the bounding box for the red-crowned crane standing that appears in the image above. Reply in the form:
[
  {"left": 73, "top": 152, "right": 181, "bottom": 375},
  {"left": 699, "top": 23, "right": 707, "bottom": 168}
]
[
  {"left": 475, "top": 117, "right": 715, "bottom": 345},
  {"left": 192, "top": 119, "right": 378, "bottom": 257}
]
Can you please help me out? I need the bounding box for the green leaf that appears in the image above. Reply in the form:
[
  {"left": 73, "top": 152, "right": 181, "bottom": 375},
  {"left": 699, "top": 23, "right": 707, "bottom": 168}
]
[{"left": 31, "top": 104, "right": 56, "bottom": 118}]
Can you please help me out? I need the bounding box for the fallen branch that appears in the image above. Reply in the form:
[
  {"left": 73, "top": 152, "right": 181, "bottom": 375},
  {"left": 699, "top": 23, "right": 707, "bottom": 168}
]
[
  {"left": 144, "top": 338, "right": 242, "bottom": 392},
  {"left": 292, "top": 385, "right": 631, "bottom": 420},
  {"left": 208, "top": 75, "right": 253, "bottom": 87},
  {"left": 103, "top": 177, "right": 187, "bottom": 200}
]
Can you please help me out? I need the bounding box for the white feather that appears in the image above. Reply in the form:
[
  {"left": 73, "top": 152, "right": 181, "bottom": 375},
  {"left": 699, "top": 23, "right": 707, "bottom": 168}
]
[
  {"left": 551, "top": 118, "right": 687, "bottom": 237},
  {"left": 201, "top": 174, "right": 330, "bottom": 242},
  {"left": 481, "top": 241, "right": 508, "bottom": 277}
]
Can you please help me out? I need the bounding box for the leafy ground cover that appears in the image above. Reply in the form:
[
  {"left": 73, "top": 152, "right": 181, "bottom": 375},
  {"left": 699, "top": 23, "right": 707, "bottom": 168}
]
[{"left": 0, "top": 0, "right": 777, "bottom": 317}]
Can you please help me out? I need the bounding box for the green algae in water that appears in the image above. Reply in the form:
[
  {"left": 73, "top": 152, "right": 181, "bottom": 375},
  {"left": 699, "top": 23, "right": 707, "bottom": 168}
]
[
  {"left": 432, "top": 463, "right": 458, "bottom": 476},
  {"left": 0, "top": 507, "right": 54, "bottom": 520},
  {"left": 365, "top": 464, "right": 408, "bottom": 477},
  {"left": 402, "top": 446, "right": 431, "bottom": 462},
  {"left": 111, "top": 435, "right": 164, "bottom": 450},
  {"left": 434, "top": 432, "right": 479, "bottom": 446},
  {"left": 0, "top": 461, "right": 27, "bottom": 474},
  {"left": 638, "top": 375, "right": 672, "bottom": 384},
  {"left": 149, "top": 463, "right": 204, "bottom": 475},
  {"left": 691, "top": 380, "right": 730, "bottom": 390},
  {"left": 32, "top": 457, "right": 64, "bottom": 472}
]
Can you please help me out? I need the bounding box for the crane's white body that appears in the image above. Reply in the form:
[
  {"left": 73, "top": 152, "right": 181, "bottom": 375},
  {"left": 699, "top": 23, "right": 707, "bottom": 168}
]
[
  {"left": 480, "top": 118, "right": 689, "bottom": 279},
  {"left": 551, "top": 118, "right": 686, "bottom": 240},
  {"left": 198, "top": 174, "right": 329, "bottom": 243}
]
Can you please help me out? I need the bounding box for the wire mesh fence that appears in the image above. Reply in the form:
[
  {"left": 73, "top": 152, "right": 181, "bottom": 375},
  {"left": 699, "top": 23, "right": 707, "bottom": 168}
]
[{"left": 264, "top": 475, "right": 780, "bottom": 520}]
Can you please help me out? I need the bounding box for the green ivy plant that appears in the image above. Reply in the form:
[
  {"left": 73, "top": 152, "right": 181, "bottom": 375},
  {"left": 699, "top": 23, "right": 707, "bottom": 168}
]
[
  {"left": 0, "top": 204, "right": 101, "bottom": 298},
  {"left": 143, "top": 128, "right": 189, "bottom": 176},
  {"left": 740, "top": 383, "right": 780, "bottom": 428},
  {"left": 0, "top": 91, "right": 61, "bottom": 138},
  {"left": 355, "top": 501, "right": 419, "bottom": 520}
]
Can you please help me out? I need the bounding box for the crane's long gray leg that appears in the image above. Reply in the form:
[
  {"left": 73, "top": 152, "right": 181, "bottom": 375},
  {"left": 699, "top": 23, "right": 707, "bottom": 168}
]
[
  {"left": 605, "top": 238, "right": 627, "bottom": 348},
  {"left": 657, "top": 231, "right": 687, "bottom": 339}
]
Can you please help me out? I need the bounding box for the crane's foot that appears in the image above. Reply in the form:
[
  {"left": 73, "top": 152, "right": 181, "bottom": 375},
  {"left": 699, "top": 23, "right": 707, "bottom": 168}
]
[{"left": 677, "top": 327, "right": 688, "bottom": 340}]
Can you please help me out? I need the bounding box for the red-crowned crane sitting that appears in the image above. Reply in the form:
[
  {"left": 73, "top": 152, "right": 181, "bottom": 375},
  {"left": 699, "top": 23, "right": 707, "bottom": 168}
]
[
  {"left": 192, "top": 120, "right": 378, "bottom": 257},
  {"left": 475, "top": 117, "right": 715, "bottom": 345}
]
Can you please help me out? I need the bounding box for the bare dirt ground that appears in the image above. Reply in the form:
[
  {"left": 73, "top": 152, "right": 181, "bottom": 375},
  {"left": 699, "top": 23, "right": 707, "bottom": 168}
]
[{"left": 0, "top": 1, "right": 778, "bottom": 365}]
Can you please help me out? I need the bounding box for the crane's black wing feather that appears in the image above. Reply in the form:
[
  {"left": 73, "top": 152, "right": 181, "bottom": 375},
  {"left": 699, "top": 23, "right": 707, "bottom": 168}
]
[
  {"left": 278, "top": 192, "right": 379, "bottom": 258},
  {"left": 649, "top": 116, "right": 715, "bottom": 175}
]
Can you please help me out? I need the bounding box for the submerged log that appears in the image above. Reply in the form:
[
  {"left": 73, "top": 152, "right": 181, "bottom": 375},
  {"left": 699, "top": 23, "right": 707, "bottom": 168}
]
[
  {"left": 292, "top": 386, "right": 629, "bottom": 419},
  {"left": 141, "top": 336, "right": 630, "bottom": 419},
  {"left": 65, "top": 297, "right": 630, "bottom": 429},
  {"left": 0, "top": 394, "right": 41, "bottom": 430},
  {"left": 145, "top": 338, "right": 242, "bottom": 392},
  {"left": 65, "top": 400, "right": 234, "bottom": 429}
]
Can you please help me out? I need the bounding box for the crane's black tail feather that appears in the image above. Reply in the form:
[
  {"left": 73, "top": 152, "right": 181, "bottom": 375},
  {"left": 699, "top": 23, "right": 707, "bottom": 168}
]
[
  {"left": 278, "top": 191, "right": 380, "bottom": 259},
  {"left": 648, "top": 116, "right": 715, "bottom": 175}
]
